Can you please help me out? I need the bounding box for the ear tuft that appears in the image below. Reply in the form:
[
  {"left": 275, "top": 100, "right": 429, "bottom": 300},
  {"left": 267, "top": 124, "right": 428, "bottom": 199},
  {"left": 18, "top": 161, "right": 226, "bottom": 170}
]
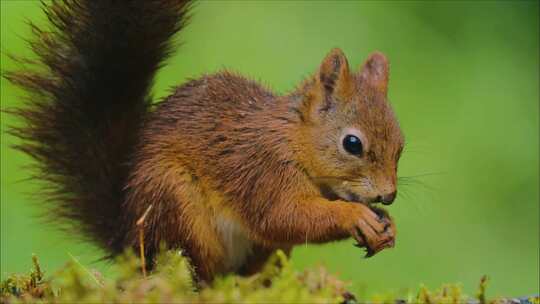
[
  {"left": 359, "top": 51, "right": 389, "bottom": 95},
  {"left": 318, "top": 48, "right": 351, "bottom": 97}
]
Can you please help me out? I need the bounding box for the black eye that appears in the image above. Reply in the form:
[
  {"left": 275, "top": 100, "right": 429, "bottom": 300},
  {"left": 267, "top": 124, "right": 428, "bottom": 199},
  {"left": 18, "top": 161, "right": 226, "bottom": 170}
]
[{"left": 343, "top": 135, "right": 363, "bottom": 156}]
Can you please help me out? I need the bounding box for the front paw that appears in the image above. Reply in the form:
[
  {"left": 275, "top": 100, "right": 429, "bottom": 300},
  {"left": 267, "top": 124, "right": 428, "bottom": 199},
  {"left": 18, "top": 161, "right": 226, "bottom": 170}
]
[{"left": 349, "top": 205, "right": 395, "bottom": 257}]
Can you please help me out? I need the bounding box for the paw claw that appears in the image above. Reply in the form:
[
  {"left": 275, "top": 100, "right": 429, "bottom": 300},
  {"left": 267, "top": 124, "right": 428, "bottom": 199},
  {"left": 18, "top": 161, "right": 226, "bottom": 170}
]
[
  {"left": 349, "top": 204, "right": 395, "bottom": 258},
  {"left": 364, "top": 248, "right": 375, "bottom": 258}
]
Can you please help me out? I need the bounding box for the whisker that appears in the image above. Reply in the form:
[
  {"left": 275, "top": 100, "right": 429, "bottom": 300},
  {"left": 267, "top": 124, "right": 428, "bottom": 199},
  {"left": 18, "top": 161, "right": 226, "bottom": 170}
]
[
  {"left": 399, "top": 171, "right": 445, "bottom": 179},
  {"left": 399, "top": 177, "right": 437, "bottom": 192}
]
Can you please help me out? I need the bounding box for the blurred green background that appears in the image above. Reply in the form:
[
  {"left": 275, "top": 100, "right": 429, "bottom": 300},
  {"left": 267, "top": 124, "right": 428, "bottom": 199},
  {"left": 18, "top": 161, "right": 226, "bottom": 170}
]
[{"left": 1, "top": 0, "right": 538, "bottom": 300}]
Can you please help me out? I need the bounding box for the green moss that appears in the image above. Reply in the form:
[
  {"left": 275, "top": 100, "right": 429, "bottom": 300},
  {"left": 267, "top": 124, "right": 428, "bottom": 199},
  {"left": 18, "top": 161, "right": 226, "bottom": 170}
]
[
  {"left": 1, "top": 255, "right": 54, "bottom": 302},
  {"left": 1, "top": 252, "right": 538, "bottom": 304}
]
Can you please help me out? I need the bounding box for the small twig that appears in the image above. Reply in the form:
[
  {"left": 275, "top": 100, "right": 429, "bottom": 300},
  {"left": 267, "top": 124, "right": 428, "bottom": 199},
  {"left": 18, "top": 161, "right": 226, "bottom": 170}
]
[
  {"left": 136, "top": 204, "right": 154, "bottom": 278},
  {"left": 31, "top": 254, "right": 43, "bottom": 282},
  {"left": 477, "top": 275, "right": 489, "bottom": 304}
]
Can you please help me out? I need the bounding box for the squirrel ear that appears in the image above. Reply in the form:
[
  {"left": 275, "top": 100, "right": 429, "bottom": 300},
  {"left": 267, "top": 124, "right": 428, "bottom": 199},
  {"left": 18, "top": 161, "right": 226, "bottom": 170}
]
[
  {"left": 317, "top": 48, "right": 352, "bottom": 102},
  {"left": 296, "top": 49, "right": 352, "bottom": 122},
  {"left": 358, "top": 52, "right": 389, "bottom": 96}
]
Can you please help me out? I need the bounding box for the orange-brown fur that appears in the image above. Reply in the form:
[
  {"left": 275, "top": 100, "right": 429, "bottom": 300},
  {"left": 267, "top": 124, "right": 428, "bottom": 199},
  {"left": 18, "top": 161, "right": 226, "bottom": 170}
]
[
  {"left": 123, "top": 50, "right": 404, "bottom": 281},
  {"left": 5, "top": 0, "right": 404, "bottom": 284}
]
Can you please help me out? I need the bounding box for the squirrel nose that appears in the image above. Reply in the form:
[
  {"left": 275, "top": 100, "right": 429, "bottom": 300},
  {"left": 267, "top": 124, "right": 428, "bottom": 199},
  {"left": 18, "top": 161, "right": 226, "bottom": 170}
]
[{"left": 380, "top": 191, "right": 397, "bottom": 205}]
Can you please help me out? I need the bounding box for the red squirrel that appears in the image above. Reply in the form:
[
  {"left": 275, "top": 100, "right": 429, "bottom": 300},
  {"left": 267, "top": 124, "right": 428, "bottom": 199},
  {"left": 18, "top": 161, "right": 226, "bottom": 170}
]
[{"left": 5, "top": 0, "right": 404, "bottom": 282}]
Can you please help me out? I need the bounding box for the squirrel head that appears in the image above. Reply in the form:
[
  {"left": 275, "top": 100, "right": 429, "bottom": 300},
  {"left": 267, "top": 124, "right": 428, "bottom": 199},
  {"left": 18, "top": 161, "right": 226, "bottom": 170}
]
[{"left": 293, "top": 48, "right": 404, "bottom": 205}]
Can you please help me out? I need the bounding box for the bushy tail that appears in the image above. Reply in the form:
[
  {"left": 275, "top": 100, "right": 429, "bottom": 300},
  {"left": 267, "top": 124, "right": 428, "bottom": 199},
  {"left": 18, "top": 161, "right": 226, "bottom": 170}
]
[{"left": 4, "top": 0, "right": 192, "bottom": 254}]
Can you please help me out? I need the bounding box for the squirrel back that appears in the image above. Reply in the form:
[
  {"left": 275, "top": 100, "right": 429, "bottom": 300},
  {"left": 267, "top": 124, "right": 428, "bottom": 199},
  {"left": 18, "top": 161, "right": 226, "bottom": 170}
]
[{"left": 4, "top": 0, "right": 192, "bottom": 255}]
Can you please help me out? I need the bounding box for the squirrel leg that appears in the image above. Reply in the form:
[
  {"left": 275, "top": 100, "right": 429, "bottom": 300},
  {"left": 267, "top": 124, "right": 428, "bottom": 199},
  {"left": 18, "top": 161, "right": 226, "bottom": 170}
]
[
  {"left": 237, "top": 245, "right": 274, "bottom": 276},
  {"left": 128, "top": 198, "right": 227, "bottom": 282},
  {"left": 237, "top": 245, "right": 292, "bottom": 277}
]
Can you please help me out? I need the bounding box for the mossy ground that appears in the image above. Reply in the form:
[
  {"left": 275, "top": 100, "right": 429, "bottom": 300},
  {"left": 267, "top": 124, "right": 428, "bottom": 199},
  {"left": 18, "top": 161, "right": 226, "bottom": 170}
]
[{"left": 1, "top": 251, "right": 538, "bottom": 304}]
